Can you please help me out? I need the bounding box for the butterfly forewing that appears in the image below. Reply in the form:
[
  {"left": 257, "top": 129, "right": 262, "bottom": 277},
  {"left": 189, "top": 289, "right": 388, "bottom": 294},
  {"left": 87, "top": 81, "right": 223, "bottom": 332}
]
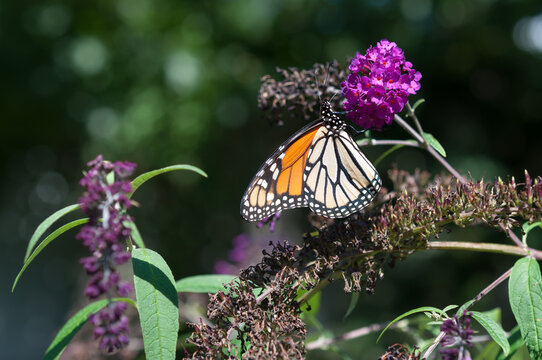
[{"left": 241, "top": 121, "right": 321, "bottom": 221}]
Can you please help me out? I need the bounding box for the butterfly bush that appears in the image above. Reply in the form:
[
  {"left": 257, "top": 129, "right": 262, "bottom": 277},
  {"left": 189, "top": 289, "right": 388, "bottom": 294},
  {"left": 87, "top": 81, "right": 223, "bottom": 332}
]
[
  {"left": 76, "top": 155, "right": 136, "bottom": 353},
  {"left": 341, "top": 39, "right": 422, "bottom": 130}
]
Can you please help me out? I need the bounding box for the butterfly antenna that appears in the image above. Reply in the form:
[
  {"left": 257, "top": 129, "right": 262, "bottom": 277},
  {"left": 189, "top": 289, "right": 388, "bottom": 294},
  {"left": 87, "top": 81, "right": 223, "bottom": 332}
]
[
  {"left": 323, "top": 64, "right": 331, "bottom": 97},
  {"left": 313, "top": 68, "right": 322, "bottom": 103}
]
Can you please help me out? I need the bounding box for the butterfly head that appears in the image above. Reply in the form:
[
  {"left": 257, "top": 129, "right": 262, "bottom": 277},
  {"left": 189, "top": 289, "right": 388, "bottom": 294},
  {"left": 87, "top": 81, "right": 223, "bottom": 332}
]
[{"left": 320, "top": 100, "right": 344, "bottom": 130}]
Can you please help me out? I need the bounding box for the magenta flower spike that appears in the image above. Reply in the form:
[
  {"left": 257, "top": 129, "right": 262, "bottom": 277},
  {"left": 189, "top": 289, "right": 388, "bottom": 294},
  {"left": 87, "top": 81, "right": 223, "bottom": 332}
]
[{"left": 76, "top": 155, "right": 136, "bottom": 353}]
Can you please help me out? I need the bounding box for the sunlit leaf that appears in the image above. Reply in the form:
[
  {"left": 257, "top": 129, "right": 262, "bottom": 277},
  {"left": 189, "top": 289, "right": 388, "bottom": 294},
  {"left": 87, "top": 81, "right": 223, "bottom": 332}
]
[
  {"left": 130, "top": 164, "right": 207, "bottom": 196},
  {"left": 24, "top": 204, "right": 80, "bottom": 262},
  {"left": 509, "top": 257, "right": 542, "bottom": 359},
  {"left": 377, "top": 306, "right": 442, "bottom": 343},
  {"left": 133, "top": 248, "right": 179, "bottom": 360},
  {"left": 422, "top": 132, "right": 446, "bottom": 157},
  {"left": 13, "top": 218, "right": 88, "bottom": 292},
  {"left": 43, "top": 298, "right": 135, "bottom": 360},
  {"left": 176, "top": 274, "right": 236, "bottom": 293},
  {"left": 471, "top": 310, "right": 510, "bottom": 356}
]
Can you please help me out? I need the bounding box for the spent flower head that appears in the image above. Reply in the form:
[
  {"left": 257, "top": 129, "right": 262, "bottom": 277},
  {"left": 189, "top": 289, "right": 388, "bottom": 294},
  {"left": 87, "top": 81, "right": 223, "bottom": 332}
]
[
  {"left": 342, "top": 39, "right": 421, "bottom": 130},
  {"left": 76, "top": 155, "right": 136, "bottom": 353}
]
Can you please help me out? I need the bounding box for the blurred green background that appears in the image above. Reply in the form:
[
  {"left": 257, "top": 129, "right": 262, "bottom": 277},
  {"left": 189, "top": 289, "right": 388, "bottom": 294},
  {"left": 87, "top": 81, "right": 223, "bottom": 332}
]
[{"left": 2, "top": 0, "right": 542, "bottom": 358}]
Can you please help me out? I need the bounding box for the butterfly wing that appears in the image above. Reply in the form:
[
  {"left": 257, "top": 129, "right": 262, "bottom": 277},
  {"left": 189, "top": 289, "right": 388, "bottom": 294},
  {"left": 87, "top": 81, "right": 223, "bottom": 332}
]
[
  {"left": 241, "top": 120, "right": 323, "bottom": 221},
  {"left": 303, "top": 127, "right": 382, "bottom": 218}
]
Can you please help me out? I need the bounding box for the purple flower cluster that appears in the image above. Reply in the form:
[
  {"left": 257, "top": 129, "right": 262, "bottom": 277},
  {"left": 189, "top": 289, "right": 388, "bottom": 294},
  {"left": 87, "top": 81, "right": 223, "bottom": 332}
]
[
  {"left": 89, "top": 302, "right": 130, "bottom": 353},
  {"left": 76, "top": 155, "right": 136, "bottom": 352},
  {"left": 439, "top": 313, "right": 474, "bottom": 360},
  {"left": 341, "top": 39, "right": 422, "bottom": 130}
]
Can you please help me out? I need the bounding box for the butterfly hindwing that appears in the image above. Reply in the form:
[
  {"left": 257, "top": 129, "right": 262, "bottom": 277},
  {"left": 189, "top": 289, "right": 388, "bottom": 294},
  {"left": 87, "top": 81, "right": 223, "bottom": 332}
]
[
  {"left": 303, "top": 127, "right": 382, "bottom": 218},
  {"left": 241, "top": 121, "right": 322, "bottom": 221}
]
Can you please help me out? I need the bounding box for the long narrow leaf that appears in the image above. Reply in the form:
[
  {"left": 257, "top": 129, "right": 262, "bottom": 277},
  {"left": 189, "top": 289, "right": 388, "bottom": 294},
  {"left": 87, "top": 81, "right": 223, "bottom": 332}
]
[
  {"left": 377, "top": 306, "right": 442, "bottom": 343},
  {"left": 13, "top": 218, "right": 88, "bottom": 292},
  {"left": 133, "top": 248, "right": 179, "bottom": 360},
  {"left": 343, "top": 292, "right": 360, "bottom": 320},
  {"left": 43, "top": 298, "right": 135, "bottom": 360},
  {"left": 422, "top": 132, "right": 447, "bottom": 157},
  {"left": 497, "top": 326, "right": 524, "bottom": 360},
  {"left": 24, "top": 204, "right": 80, "bottom": 261},
  {"left": 456, "top": 300, "right": 474, "bottom": 317},
  {"left": 176, "top": 274, "right": 235, "bottom": 293},
  {"left": 509, "top": 257, "right": 542, "bottom": 359},
  {"left": 471, "top": 310, "right": 510, "bottom": 356},
  {"left": 130, "top": 165, "right": 207, "bottom": 196}
]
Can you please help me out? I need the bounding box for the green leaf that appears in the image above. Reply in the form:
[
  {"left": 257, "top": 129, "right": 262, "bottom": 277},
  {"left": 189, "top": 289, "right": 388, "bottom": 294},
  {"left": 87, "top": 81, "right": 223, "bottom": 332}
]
[
  {"left": 441, "top": 304, "right": 458, "bottom": 316},
  {"left": 43, "top": 298, "right": 135, "bottom": 360},
  {"left": 411, "top": 98, "right": 425, "bottom": 112},
  {"left": 522, "top": 221, "right": 542, "bottom": 236},
  {"left": 456, "top": 300, "right": 474, "bottom": 317},
  {"left": 422, "top": 132, "right": 447, "bottom": 157},
  {"left": 299, "top": 289, "right": 321, "bottom": 325},
  {"left": 471, "top": 310, "right": 510, "bottom": 356},
  {"left": 24, "top": 204, "right": 80, "bottom": 262},
  {"left": 130, "top": 164, "right": 207, "bottom": 196},
  {"left": 124, "top": 220, "right": 145, "bottom": 249},
  {"left": 343, "top": 292, "right": 359, "bottom": 320},
  {"left": 175, "top": 274, "right": 236, "bottom": 293},
  {"left": 497, "top": 326, "right": 525, "bottom": 360},
  {"left": 522, "top": 221, "right": 542, "bottom": 245},
  {"left": 377, "top": 306, "right": 442, "bottom": 343},
  {"left": 132, "top": 248, "right": 179, "bottom": 360},
  {"left": 509, "top": 257, "right": 542, "bottom": 359},
  {"left": 13, "top": 218, "right": 88, "bottom": 292}
]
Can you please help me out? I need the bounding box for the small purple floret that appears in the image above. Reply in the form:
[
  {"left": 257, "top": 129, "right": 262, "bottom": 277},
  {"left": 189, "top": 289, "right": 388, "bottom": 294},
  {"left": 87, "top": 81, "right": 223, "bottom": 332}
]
[{"left": 341, "top": 39, "right": 421, "bottom": 130}]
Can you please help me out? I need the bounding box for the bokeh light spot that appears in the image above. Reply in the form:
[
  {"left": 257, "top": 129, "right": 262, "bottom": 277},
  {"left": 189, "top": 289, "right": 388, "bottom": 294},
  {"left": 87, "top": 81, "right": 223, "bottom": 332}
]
[
  {"left": 513, "top": 14, "right": 542, "bottom": 53},
  {"left": 87, "top": 107, "right": 120, "bottom": 140},
  {"left": 165, "top": 50, "right": 201, "bottom": 94},
  {"left": 36, "top": 171, "right": 69, "bottom": 205},
  {"left": 70, "top": 37, "right": 108, "bottom": 76}
]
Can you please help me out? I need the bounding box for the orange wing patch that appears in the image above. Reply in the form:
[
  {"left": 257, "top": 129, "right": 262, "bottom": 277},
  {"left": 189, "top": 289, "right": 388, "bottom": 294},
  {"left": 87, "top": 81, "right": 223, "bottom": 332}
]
[{"left": 276, "top": 127, "right": 319, "bottom": 195}]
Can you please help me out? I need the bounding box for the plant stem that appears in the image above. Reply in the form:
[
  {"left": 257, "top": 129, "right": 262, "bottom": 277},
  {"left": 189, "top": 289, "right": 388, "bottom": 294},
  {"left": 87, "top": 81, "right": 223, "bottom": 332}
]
[
  {"left": 427, "top": 241, "right": 533, "bottom": 257},
  {"left": 306, "top": 321, "right": 395, "bottom": 350},
  {"left": 295, "top": 240, "right": 539, "bottom": 307},
  {"left": 465, "top": 266, "right": 513, "bottom": 313},
  {"left": 357, "top": 139, "right": 420, "bottom": 148},
  {"left": 423, "top": 331, "right": 446, "bottom": 360},
  {"left": 394, "top": 113, "right": 425, "bottom": 143},
  {"left": 406, "top": 102, "right": 425, "bottom": 135},
  {"left": 499, "top": 223, "right": 525, "bottom": 248},
  {"left": 393, "top": 113, "right": 467, "bottom": 185}
]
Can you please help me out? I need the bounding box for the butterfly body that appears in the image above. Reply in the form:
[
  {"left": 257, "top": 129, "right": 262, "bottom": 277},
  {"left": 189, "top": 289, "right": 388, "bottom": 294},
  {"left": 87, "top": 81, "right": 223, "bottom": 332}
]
[{"left": 241, "top": 100, "right": 381, "bottom": 221}]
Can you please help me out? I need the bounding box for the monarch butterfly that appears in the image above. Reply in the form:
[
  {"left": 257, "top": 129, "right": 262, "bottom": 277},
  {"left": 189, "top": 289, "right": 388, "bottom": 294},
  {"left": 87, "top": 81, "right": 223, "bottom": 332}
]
[{"left": 240, "top": 99, "right": 382, "bottom": 221}]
